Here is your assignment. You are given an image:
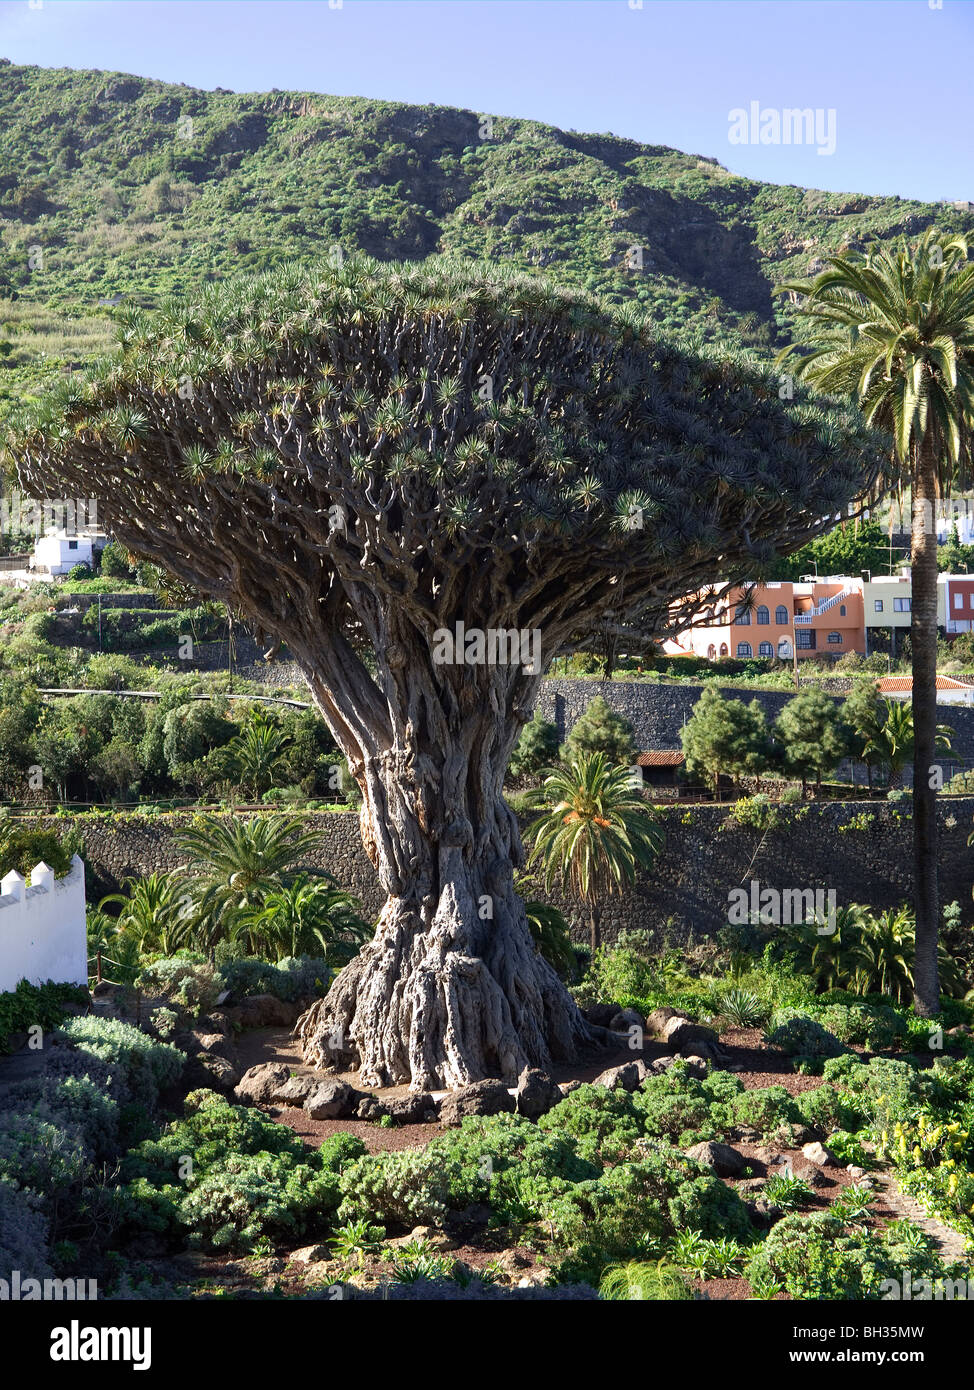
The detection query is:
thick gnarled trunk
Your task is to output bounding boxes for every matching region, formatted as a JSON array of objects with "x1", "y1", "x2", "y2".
[{"x1": 295, "y1": 650, "x2": 597, "y2": 1089}]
